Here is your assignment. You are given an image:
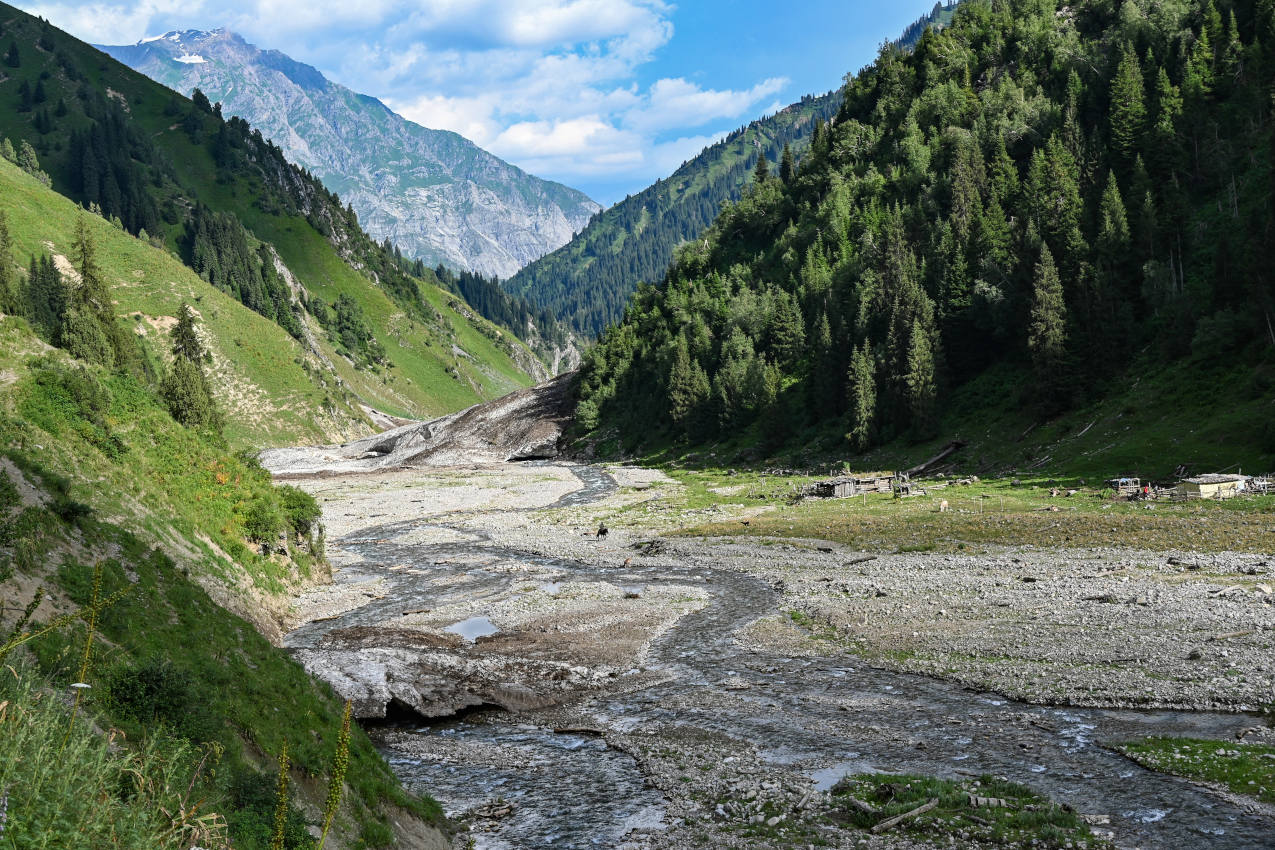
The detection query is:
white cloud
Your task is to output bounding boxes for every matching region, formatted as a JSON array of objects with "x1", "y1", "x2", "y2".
[
  {"x1": 25, "y1": 0, "x2": 194, "y2": 44},
  {"x1": 34, "y1": 0, "x2": 791, "y2": 201}
]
